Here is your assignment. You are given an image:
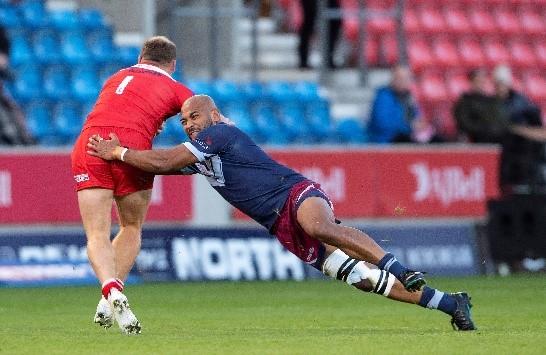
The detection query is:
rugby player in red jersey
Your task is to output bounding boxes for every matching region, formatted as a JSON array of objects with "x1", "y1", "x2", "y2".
[{"x1": 71, "y1": 36, "x2": 193, "y2": 334}]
